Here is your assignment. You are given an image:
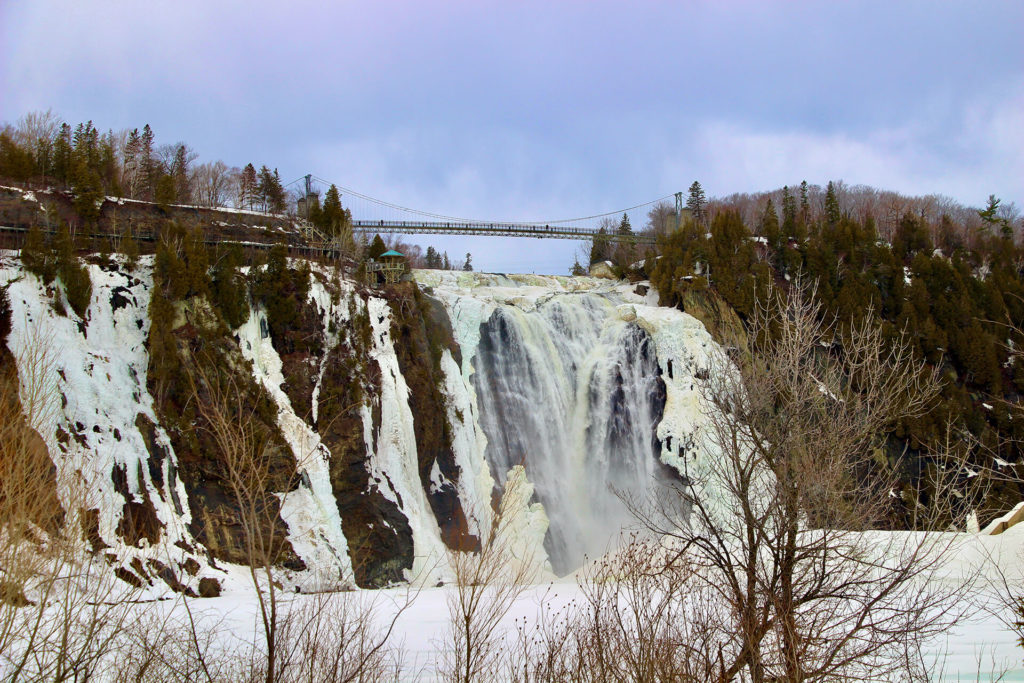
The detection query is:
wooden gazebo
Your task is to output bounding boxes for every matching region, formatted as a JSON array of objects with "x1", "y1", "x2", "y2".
[{"x1": 365, "y1": 249, "x2": 406, "y2": 286}]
